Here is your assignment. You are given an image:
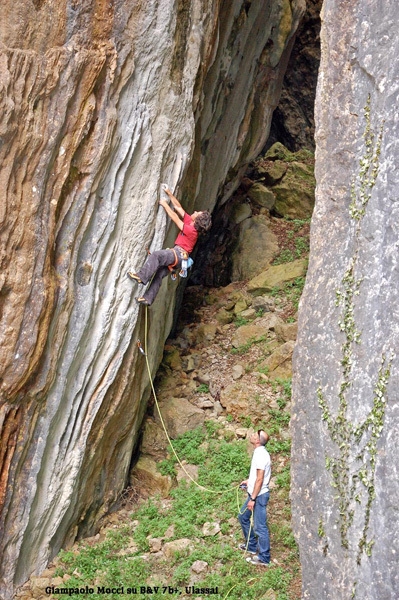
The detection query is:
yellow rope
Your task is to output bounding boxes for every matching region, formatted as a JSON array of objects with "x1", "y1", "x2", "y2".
[
  {"x1": 142, "y1": 305, "x2": 255, "y2": 557},
  {"x1": 144, "y1": 305, "x2": 231, "y2": 494}
]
